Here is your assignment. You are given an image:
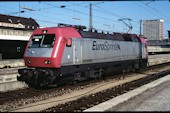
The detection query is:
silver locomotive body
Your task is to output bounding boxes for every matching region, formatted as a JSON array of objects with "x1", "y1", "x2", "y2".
[{"x1": 61, "y1": 38, "x2": 147, "y2": 66}]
